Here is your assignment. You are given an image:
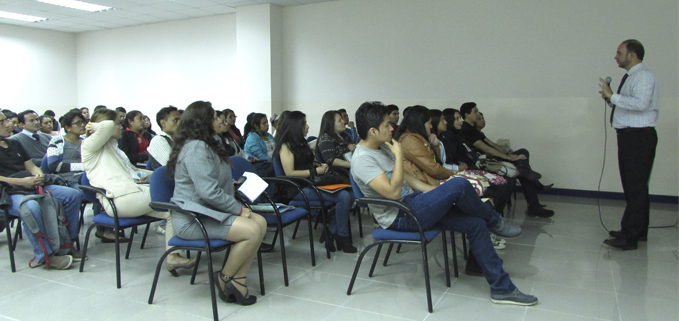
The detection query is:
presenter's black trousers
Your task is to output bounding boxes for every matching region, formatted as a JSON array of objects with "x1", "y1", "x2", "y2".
[{"x1": 616, "y1": 127, "x2": 657, "y2": 240}]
